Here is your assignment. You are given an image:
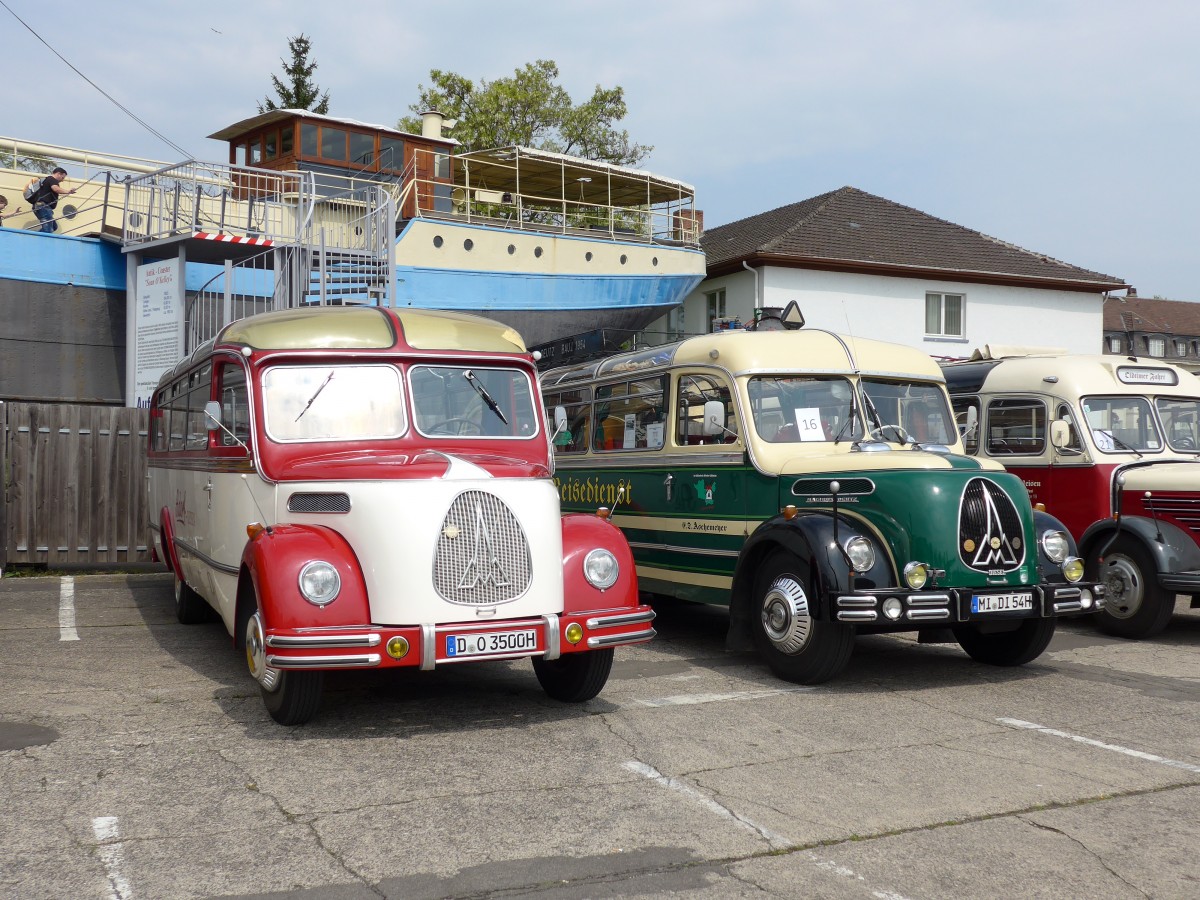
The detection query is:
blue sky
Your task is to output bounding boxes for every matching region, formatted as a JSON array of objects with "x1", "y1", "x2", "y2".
[{"x1": 3, "y1": 0, "x2": 1196, "y2": 299}]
